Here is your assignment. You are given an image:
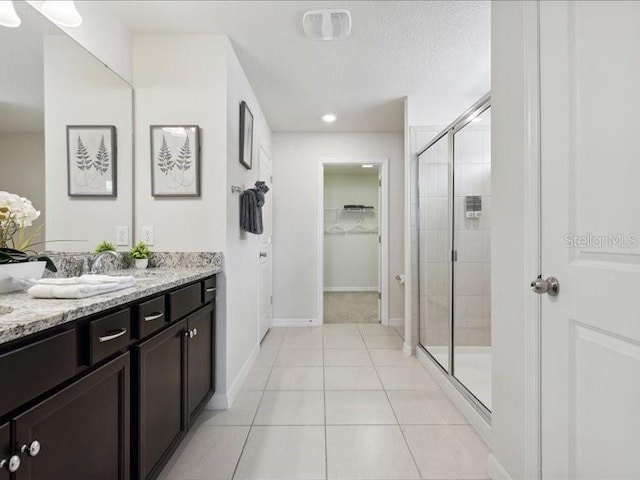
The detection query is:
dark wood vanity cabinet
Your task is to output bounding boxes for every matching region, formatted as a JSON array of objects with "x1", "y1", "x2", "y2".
[
  {"x1": 14, "y1": 353, "x2": 130, "y2": 480},
  {"x1": 187, "y1": 303, "x2": 215, "y2": 424},
  {"x1": 136, "y1": 302, "x2": 216, "y2": 479},
  {"x1": 0, "y1": 275, "x2": 216, "y2": 480},
  {"x1": 0, "y1": 423, "x2": 11, "y2": 480}
]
